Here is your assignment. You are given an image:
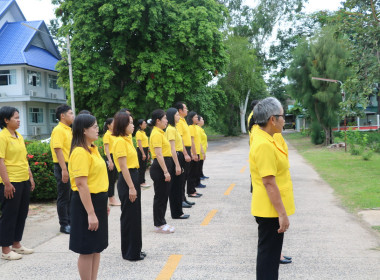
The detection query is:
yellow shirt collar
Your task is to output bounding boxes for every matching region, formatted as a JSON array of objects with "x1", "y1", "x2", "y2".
[
  {"x1": 59, "y1": 122, "x2": 71, "y2": 130},
  {"x1": 153, "y1": 126, "x2": 165, "y2": 135},
  {"x1": 3, "y1": 127, "x2": 20, "y2": 138}
]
